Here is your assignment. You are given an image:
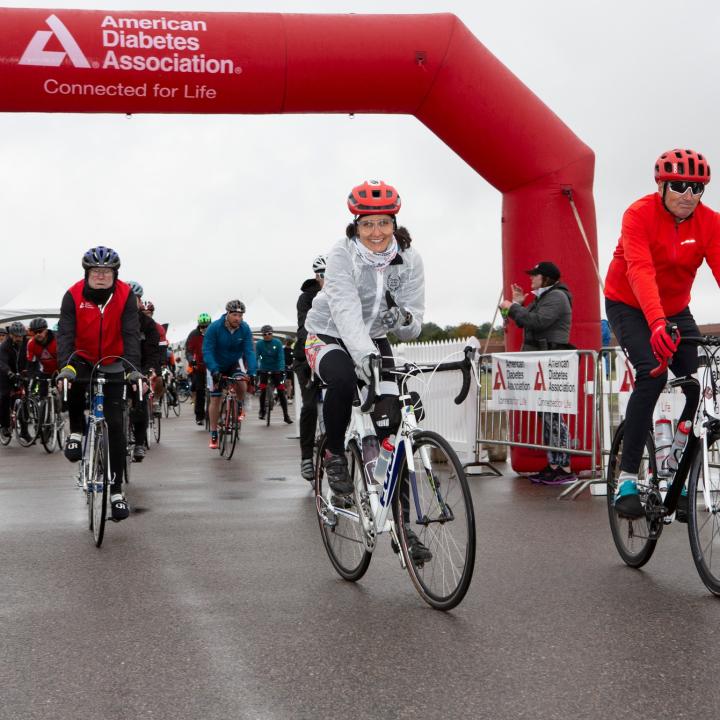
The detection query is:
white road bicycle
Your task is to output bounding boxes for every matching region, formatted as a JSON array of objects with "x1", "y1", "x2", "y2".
[{"x1": 314, "y1": 347, "x2": 477, "y2": 610}]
